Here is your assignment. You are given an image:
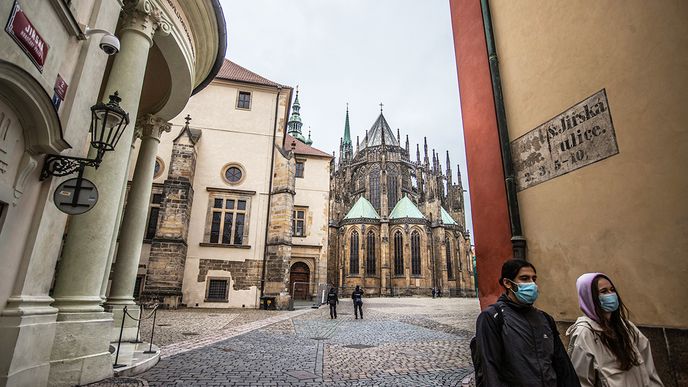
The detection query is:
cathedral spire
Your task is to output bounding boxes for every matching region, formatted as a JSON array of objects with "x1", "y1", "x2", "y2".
[
  {"x1": 356, "y1": 135, "x2": 360, "y2": 151},
  {"x1": 405, "y1": 134, "x2": 410, "y2": 154},
  {"x1": 287, "y1": 86, "x2": 306, "y2": 143},
  {"x1": 343, "y1": 104, "x2": 352, "y2": 146},
  {"x1": 396, "y1": 128, "x2": 400, "y2": 143},
  {"x1": 416, "y1": 143, "x2": 420, "y2": 163},
  {"x1": 305, "y1": 129, "x2": 313, "y2": 146}
]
